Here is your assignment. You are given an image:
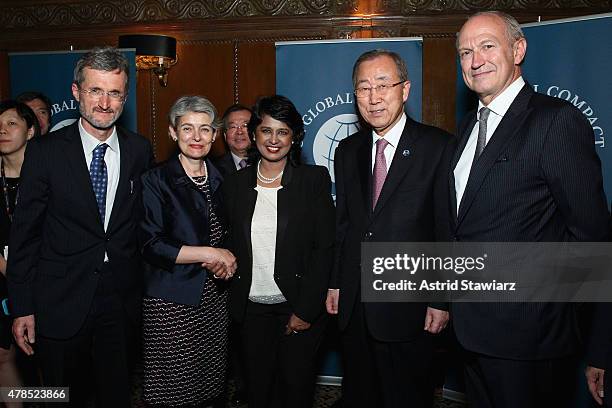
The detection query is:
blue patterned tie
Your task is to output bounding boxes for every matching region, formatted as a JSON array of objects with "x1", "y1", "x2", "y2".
[{"x1": 90, "y1": 143, "x2": 109, "y2": 224}]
